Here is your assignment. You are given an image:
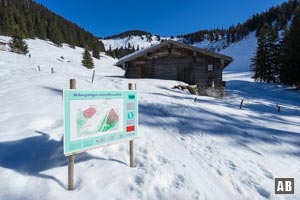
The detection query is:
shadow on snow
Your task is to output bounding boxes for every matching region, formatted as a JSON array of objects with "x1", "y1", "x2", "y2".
[
  {"x1": 139, "y1": 80, "x2": 300, "y2": 157},
  {"x1": 0, "y1": 131, "x2": 127, "y2": 189}
]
